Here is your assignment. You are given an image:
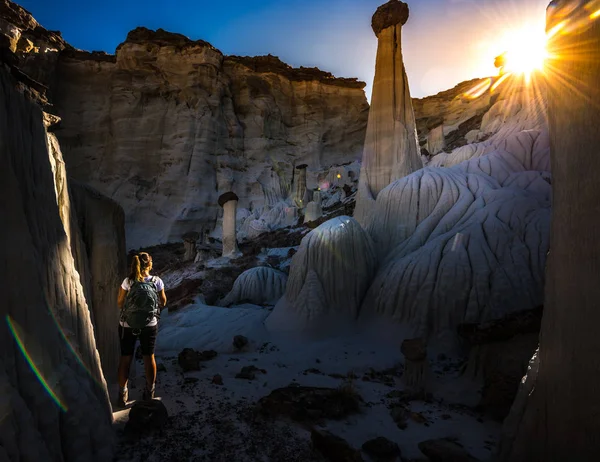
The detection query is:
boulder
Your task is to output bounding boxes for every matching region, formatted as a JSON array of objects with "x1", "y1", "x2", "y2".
[
  {"x1": 125, "y1": 400, "x2": 168, "y2": 434},
  {"x1": 418, "y1": 439, "x2": 479, "y2": 462},
  {"x1": 362, "y1": 437, "x2": 401, "y2": 461},
  {"x1": 311, "y1": 429, "x2": 364, "y2": 462},
  {"x1": 233, "y1": 335, "x2": 249, "y2": 350}
]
